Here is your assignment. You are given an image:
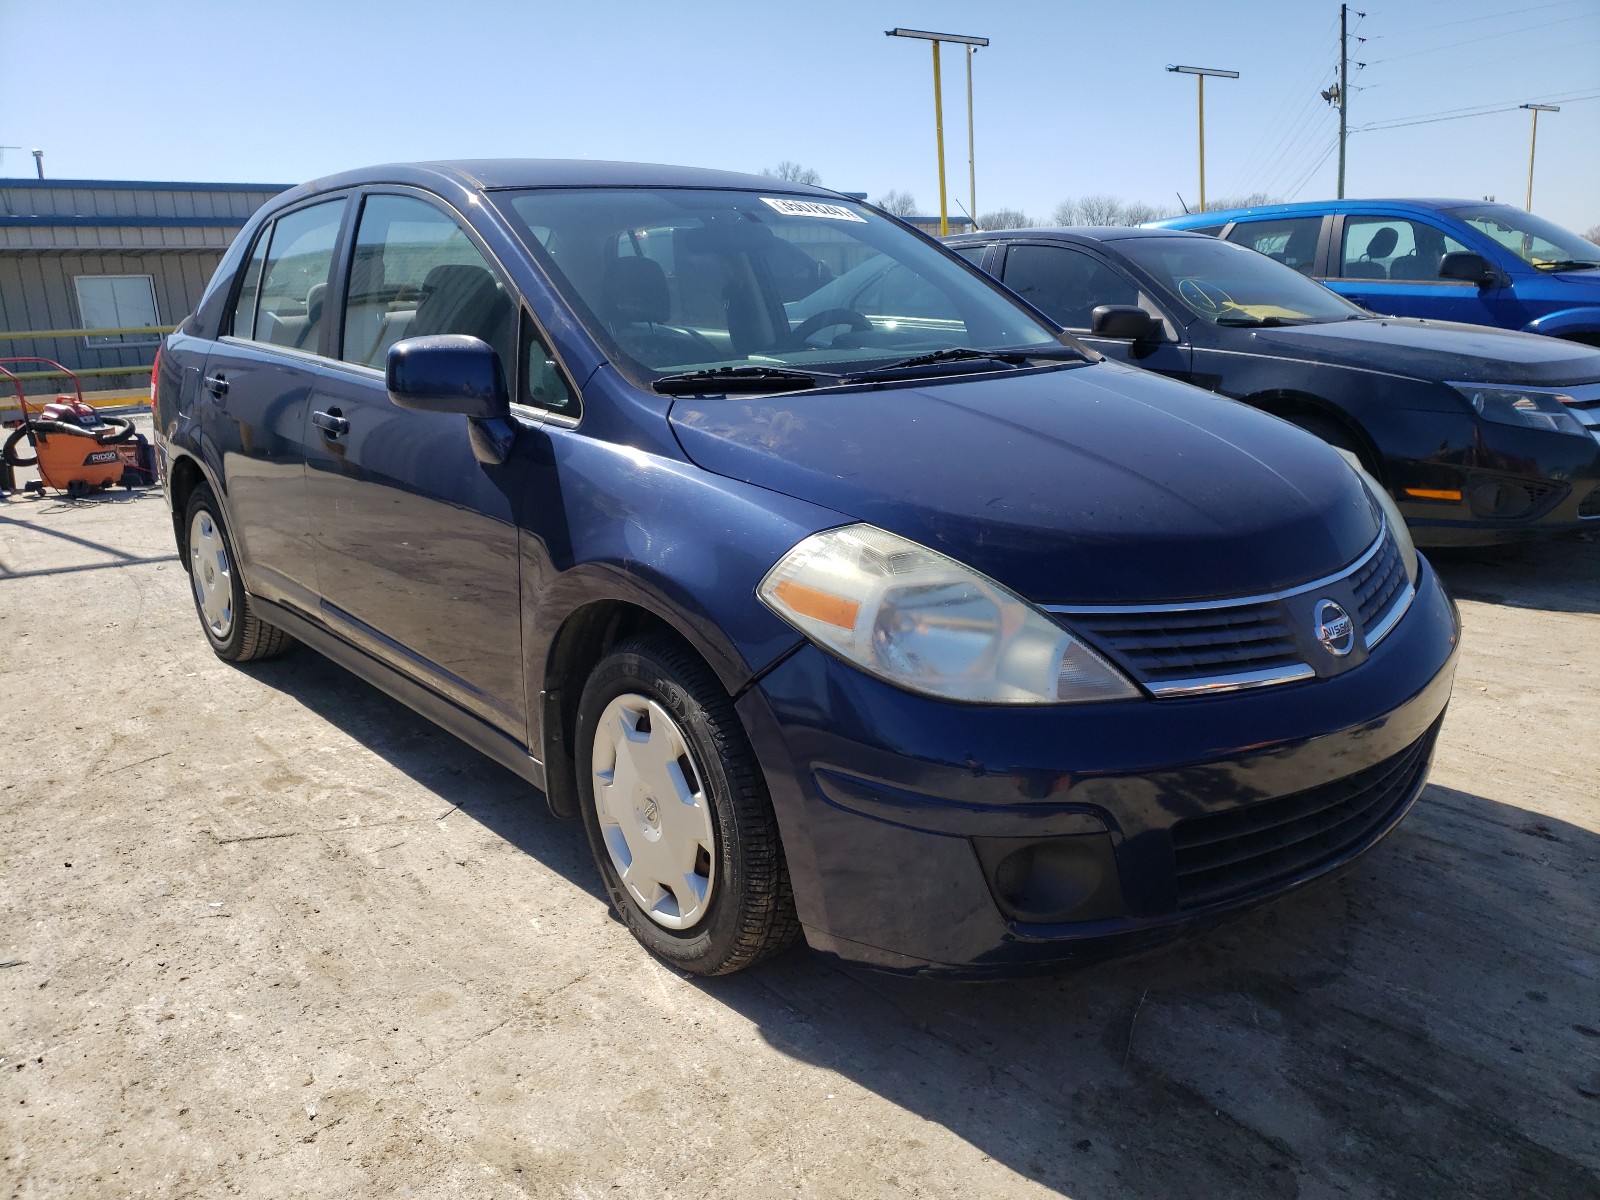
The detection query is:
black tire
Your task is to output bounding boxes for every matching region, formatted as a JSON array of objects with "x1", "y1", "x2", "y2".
[
  {"x1": 182, "y1": 484, "x2": 294, "y2": 662},
  {"x1": 1290, "y1": 412, "x2": 1379, "y2": 476},
  {"x1": 574, "y1": 634, "x2": 799, "y2": 975}
]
